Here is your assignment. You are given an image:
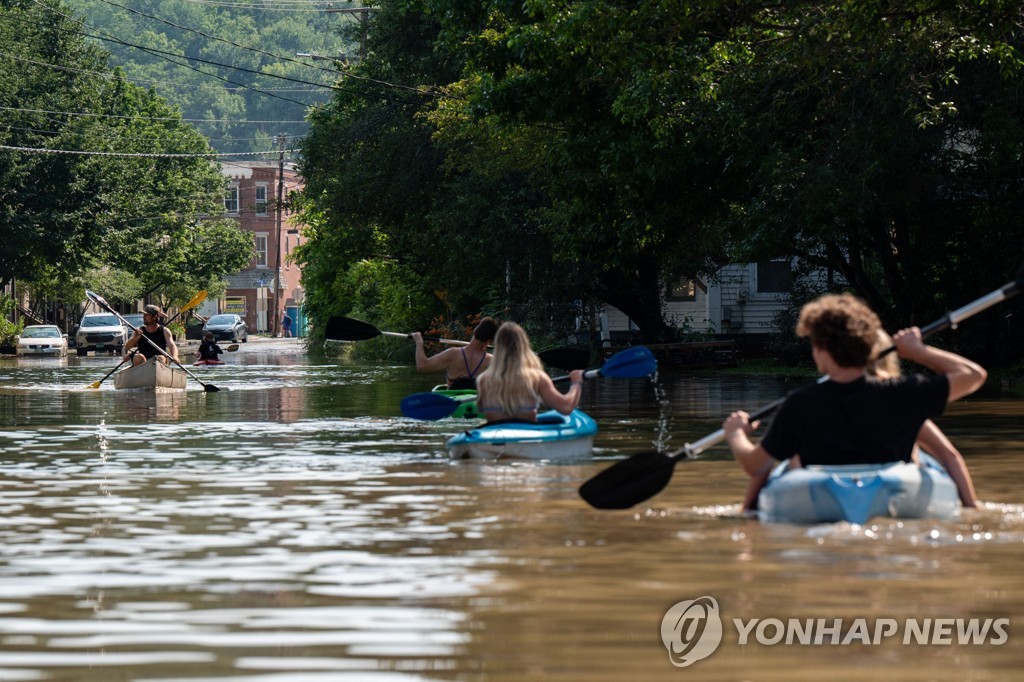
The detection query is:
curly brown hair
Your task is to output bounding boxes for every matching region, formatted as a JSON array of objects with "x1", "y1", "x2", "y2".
[{"x1": 795, "y1": 294, "x2": 881, "y2": 368}]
